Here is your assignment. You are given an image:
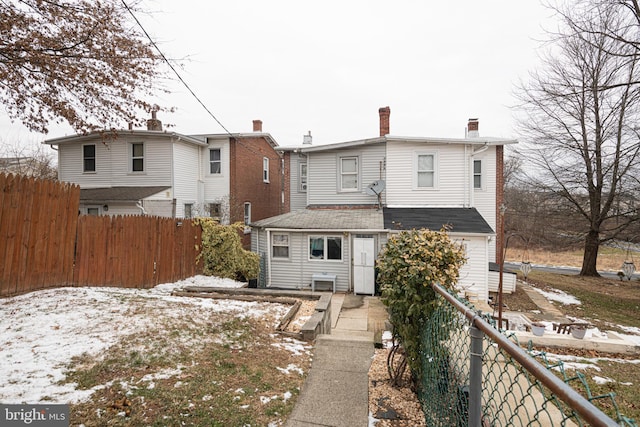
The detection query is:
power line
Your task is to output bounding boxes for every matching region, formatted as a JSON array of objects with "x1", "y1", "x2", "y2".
[{"x1": 120, "y1": 0, "x2": 233, "y2": 136}]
